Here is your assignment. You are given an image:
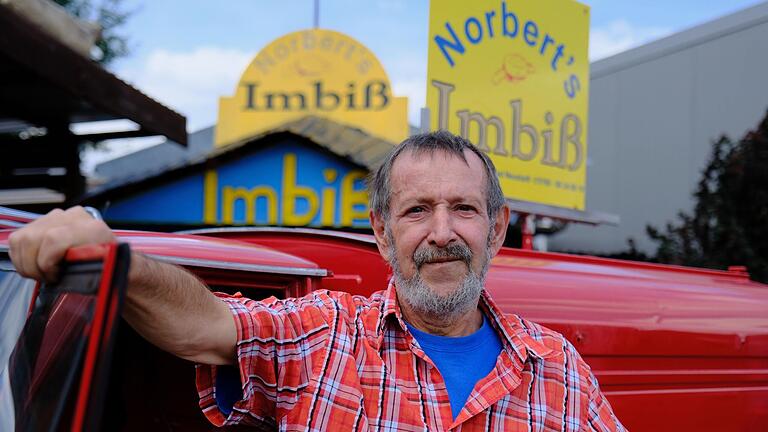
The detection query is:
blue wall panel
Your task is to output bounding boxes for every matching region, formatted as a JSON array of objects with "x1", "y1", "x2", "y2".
[{"x1": 102, "y1": 139, "x2": 370, "y2": 228}]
